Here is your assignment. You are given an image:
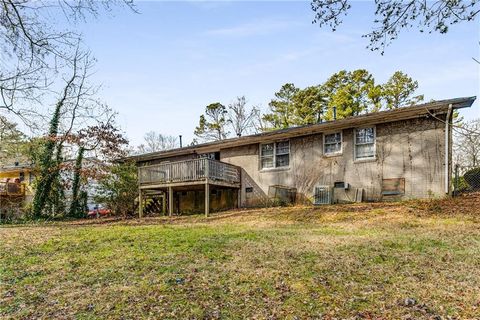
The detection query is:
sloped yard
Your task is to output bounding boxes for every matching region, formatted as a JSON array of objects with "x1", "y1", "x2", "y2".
[{"x1": 1, "y1": 194, "x2": 480, "y2": 319}]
